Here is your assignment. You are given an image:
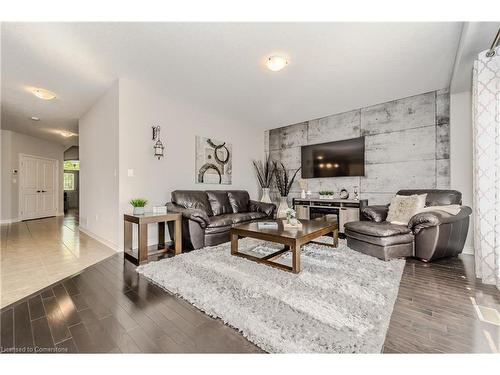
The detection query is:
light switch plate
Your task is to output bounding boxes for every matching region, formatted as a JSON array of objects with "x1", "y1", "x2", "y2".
[{"x1": 127, "y1": 169, "x2": 134, "y2": 177}]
